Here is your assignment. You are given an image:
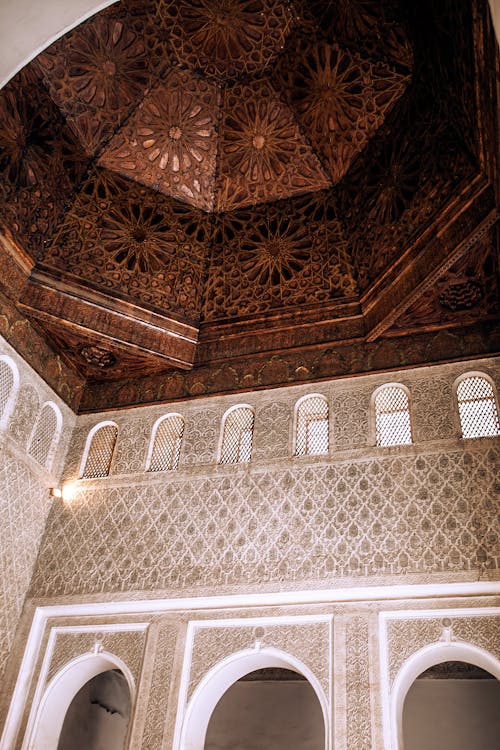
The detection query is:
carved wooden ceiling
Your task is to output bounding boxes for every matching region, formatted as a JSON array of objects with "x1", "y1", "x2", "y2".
[{"x1": 0, "y1": 0, "x2": 498, "y2": 412}]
